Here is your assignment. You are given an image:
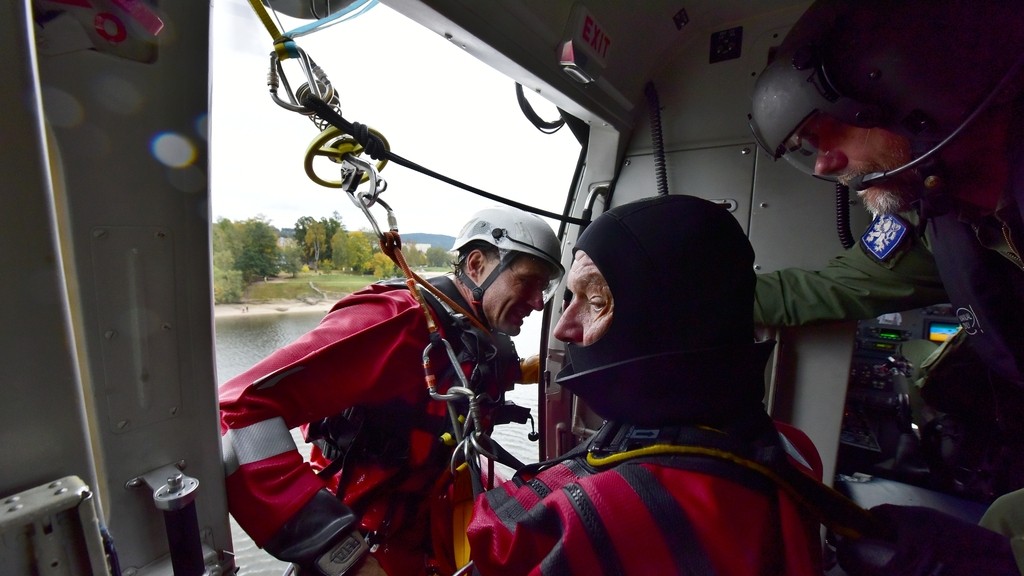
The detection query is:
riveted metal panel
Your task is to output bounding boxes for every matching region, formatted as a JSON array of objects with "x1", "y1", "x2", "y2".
[
  {"x1": 749, "y1": 147, "x2": 873, "y2": 272},
  {"x1": 615, "y1": 143, "x2": 756, "y2": 230},
  {"x1": 90, "y1": 226, "x2": 182, "y2": 433}
]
